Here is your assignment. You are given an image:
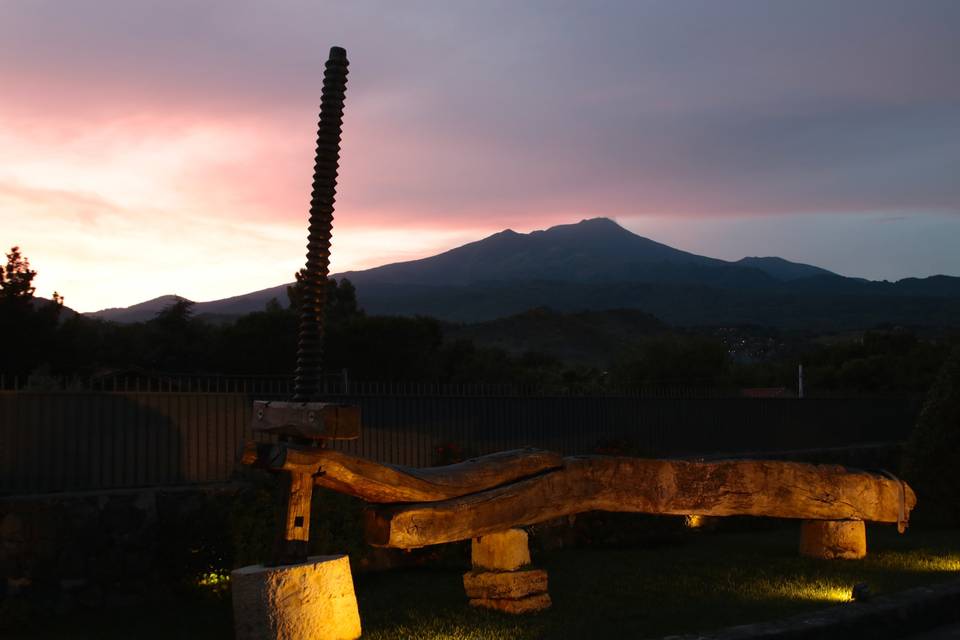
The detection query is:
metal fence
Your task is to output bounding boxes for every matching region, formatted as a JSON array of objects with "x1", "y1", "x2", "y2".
[
  {"x1": 0, "y1": 372, "x2": 764, "y2": 398},
  {"x1": 0, "y1": 387, "x2": 922, "y2": 496}
]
